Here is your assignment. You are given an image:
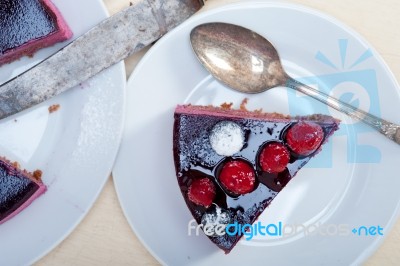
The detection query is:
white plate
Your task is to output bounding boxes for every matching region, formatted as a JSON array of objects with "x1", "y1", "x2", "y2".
[
  {"x1": 0, "y1": 1, "x2": 125, "y2": 265},
  {"x1": 113, "y1": 1, "x2": 400, "y2": 265}
]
